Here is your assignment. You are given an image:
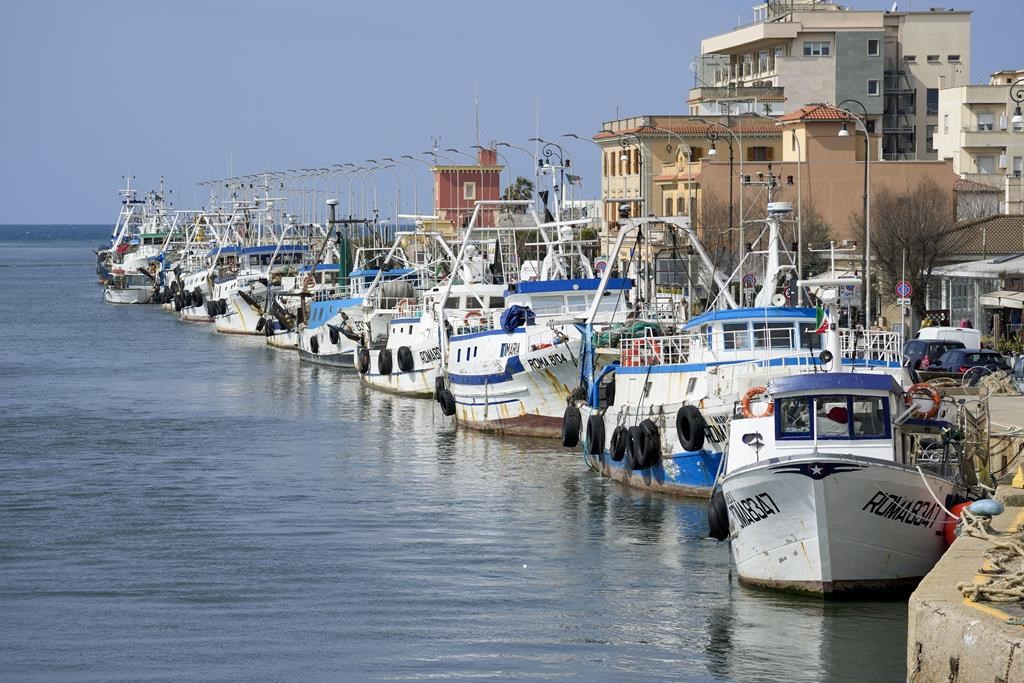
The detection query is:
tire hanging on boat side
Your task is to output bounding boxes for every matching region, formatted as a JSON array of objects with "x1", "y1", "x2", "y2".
[
  {"x1": 329, "y1": 326, "x2": 340, "y2": 345},
  {"x1": 707, "y1": 487, "x2": 729, "y2": 541},
  {"x1": 378, "y1": 348, "x2": 393, "y2": 375},
  {"x1": 438, "y1": 389, "x2": 456, "y2": 416},
  {"x1": 396, "y1": 346, "x2": 414, "y2": 373},
  {"x1": 585, "y1": 414, "x2": 605, "y2": 456},
  {"x1": 638, "y1": 419, "x2": 661, "y2": 468},
  {"x1": 561, "y1": 406, "x2": 581, "y2": 448},
  {"x1": 255, "y1": 317, "x2": 266, "y2": 333},
  {"x1": 193, "y1": 288, "x2": 204, "y2": 306},
  {"x1": 310, "y1": 335, "x2": 319, "y2": 355},
  {"x1": 357, "y1": 347, "x2": 371, "y2": 374},
  {"x1": 626, "y1": 426, "x2": 646, "y2": 470},
  {"x1": 610, "y1": 426, "x2": 627, "y2": 462},
  {"x1": 676, "y1": 405, "x2": 707, "y2": 452}
]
